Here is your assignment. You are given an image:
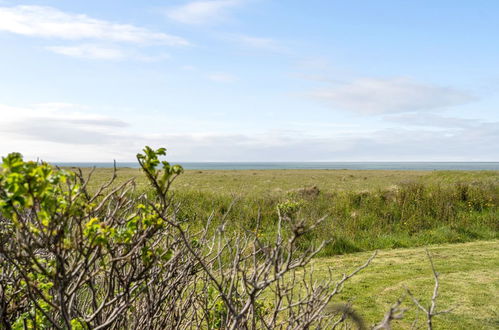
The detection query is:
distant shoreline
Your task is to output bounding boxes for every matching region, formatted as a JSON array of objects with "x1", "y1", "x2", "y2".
[{"x1": 53, "y1": 162, "x2": 499, "y2": 171}]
